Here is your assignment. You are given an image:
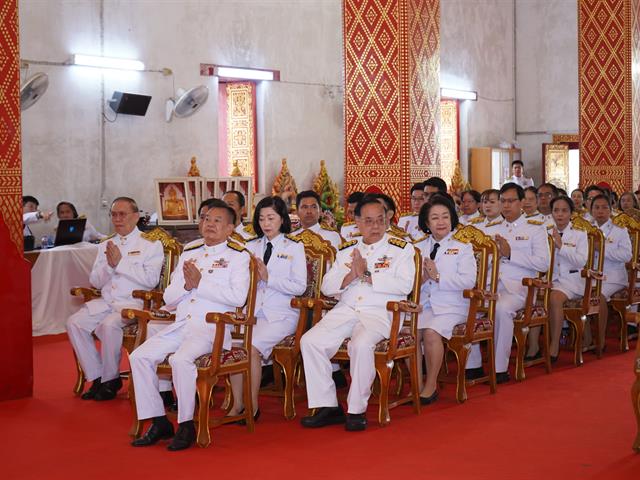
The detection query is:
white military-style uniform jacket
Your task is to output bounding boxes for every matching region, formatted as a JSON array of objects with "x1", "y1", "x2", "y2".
[
  {"x1": 398, "y1": 213, "x2": 422, "y2": 239},
  {"x1": 293, "y1": 222, "x2": 342, "y2": 250},
  {"x1": 87, "y1": 227, "x2": 164, "y2": 315},
  {"x1": 246, "y1": 233, "x2": 307, "y2": 324},
  {"x1": 504, "y1": 175, "x2": 534, "y2": 188},
  {"x1": 414, "y1": 231, "x2": 477, "y2": 323},
  {"x1": 551, "y1": 222, "x2": 588, "y2": 299},
  {"x1": 23, "y1": 211, "x2": 40, "y2": 236},
  {"x1": 340, "y1": 221, "x2": 360, "y2": 240},
  {"x1": 596, "y1": 219, "x2": 633, "y2": 297},
  {"x1": 234, "y1": 222, "x2": 256, "y2": 242},
  {"x1": 321, "y1": 233, "x2": 416, "y2": 337},
  {"x1": 484, "y1": 214, "x2": 551, "y2": 298},
  {"x1": 472, "y1": 215, "x2": 501, "y2": 234},
  {"x1": 459, "y1": 211, "x2": 482, "y2": 226},
  {"x1": 526, "y1": 211, "x2": 554, "y2": 229}
]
